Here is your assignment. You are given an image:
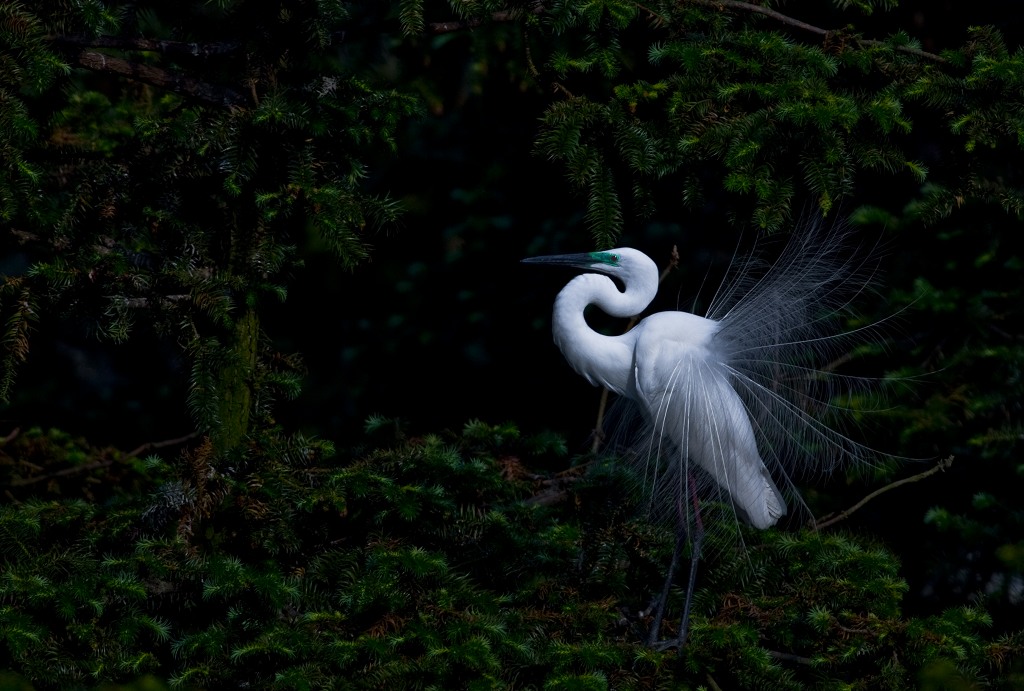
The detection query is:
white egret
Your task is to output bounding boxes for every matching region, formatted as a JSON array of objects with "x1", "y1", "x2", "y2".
[{"x1": 523, "y1": 225, "x2": 885, "y2": 648}]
